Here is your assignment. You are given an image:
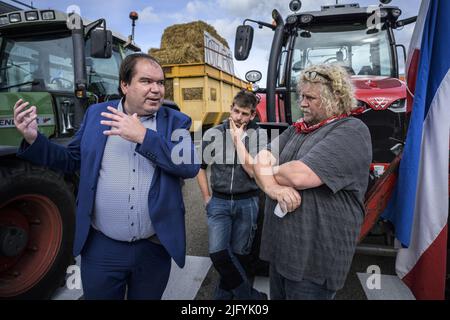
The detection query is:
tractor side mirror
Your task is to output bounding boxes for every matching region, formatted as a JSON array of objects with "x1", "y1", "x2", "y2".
[
  {"x1": 91, "y1": 29, "x2": 112, "y2": 59},
  {"x1": 235, "y1": 25, "x2": 254, "y2": 61}
]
